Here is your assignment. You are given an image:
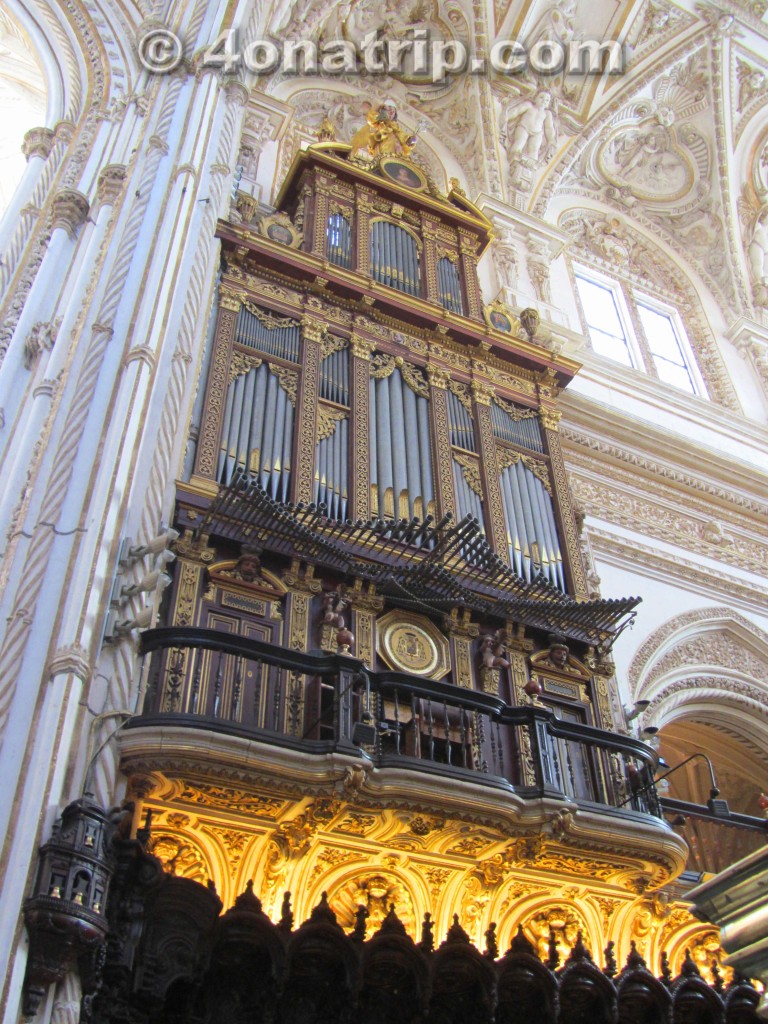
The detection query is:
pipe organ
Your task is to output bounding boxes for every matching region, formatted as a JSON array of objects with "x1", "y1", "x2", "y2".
[
  {"x1": 437, "y1": 255, "x2": 464, "y2": 314},
  {"x1": 369, "y1": 220, "x2": 420, "y2": 296},
  {"x1": 369, "y1": 364, "x2": 434, "y2": 521},
  {"x1": 191, "y1": 137, "x2": 584, "y2": 597},
  {"x1": 54, "y1": 109, "x2": 739, "y2": 1024},
  {"x1": 326, "y1": 212, "x2": 352, "y2": 269}
]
